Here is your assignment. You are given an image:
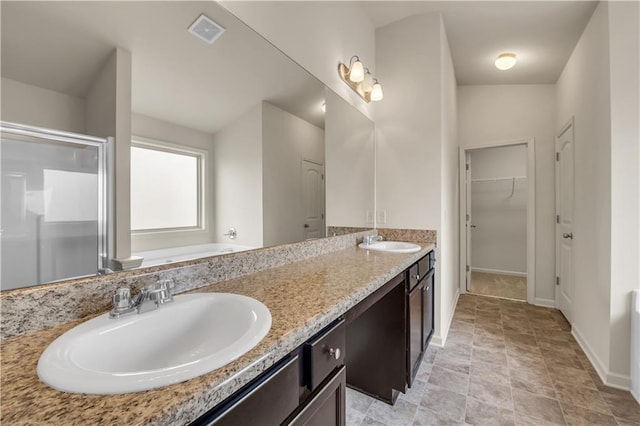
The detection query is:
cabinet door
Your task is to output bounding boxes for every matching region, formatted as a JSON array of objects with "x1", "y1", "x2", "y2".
[
  {"x1": 198, "y1": 356, "x2": 300, "y2": 426},
  {"x1": 423, "y1": 270, "x2": 435, "y2": 348},
  {"x1": 408, "y1": 284, "x2": 423, "y2": 386},
  {"x1": 288, "y1": 366, "x2": 346, "y2": 426}
]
